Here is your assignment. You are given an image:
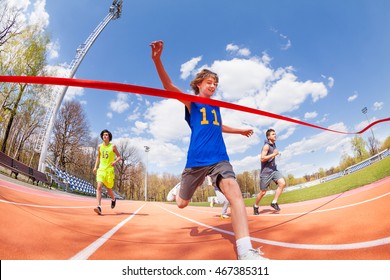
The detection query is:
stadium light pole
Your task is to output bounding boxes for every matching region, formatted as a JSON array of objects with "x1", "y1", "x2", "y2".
[
  {"x1": 144, "y1": 146, "x2": 150, "y2": 201},
  {"x1": 361, "y1": 106, "x2": 378, "y2": 154}
]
